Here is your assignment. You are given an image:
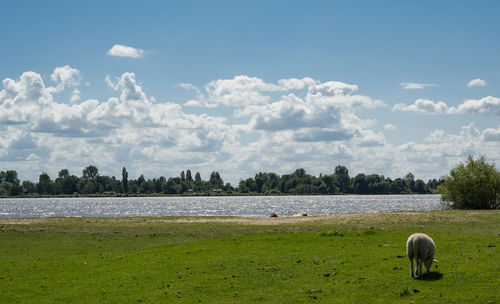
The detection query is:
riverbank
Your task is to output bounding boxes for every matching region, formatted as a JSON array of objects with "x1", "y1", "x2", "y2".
[{"x1": 1, "y1": 210, "x2": 499, "y2": 303}]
